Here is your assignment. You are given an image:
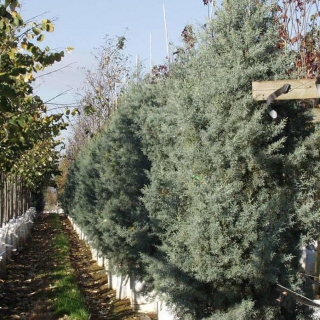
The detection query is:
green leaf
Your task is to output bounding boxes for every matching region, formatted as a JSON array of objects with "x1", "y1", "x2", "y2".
[
  {"x1": 0, "y1": 20, "x2": 6, "y2": 30},
  {"x1": 19, "y1": 135, "x2": 25, "y2": 144},
  {"x1": 37, "y1": 34, "x2": 45, "y2": 42},
  {"x1": 41, "y1": 19, "x2": 54, "y2": 32},
  {"x1": 8, "y1": 48, "x2": 15, "y2": 59},
  {"x1": 17, "y1": 118, "x2": 25, "y2": 128},
  {"x1": 5, "y1": 22, "x2": 11, "y2": 33},
  {"x1": 24, "y1": 73, "x2": 33, "y2": 82},
  {"x1": 13, "y1": 17, "x2": 18, "y2": 26},
  {"x1": 2, "y1": 127, "x2": 9, "y2": 141},
  {"x1": 54, "y1": 52, "x2": 62, "y2": 62},
  {"x1": 12, "y1": 12, "x2": 22, "y2": 26},
  {"x1": 21, "y1": 41, "x2": 27, "y2": 50},
  {"x1": 71, "y1": 108, "x2": 79, "y2": 116},
  {"x1": 8, "y1": 116, "x2": 18, "y2": 126},
  {"x1": 32, "y1": 27, "x2": 41, "y2": 35}
]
